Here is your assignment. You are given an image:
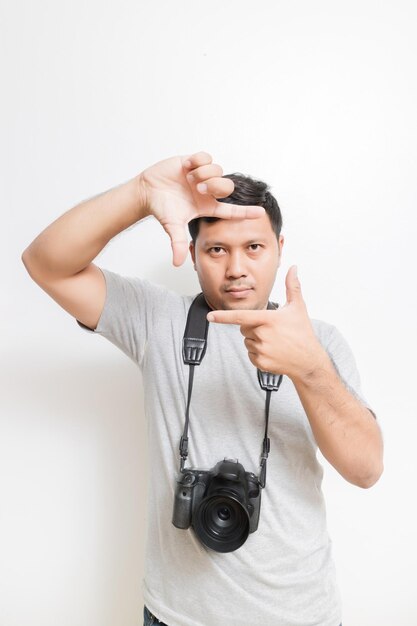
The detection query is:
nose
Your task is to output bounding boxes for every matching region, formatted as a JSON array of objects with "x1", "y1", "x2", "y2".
[{"x1": 225, "y1": 251, "x2": 248, "y2": 280}]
